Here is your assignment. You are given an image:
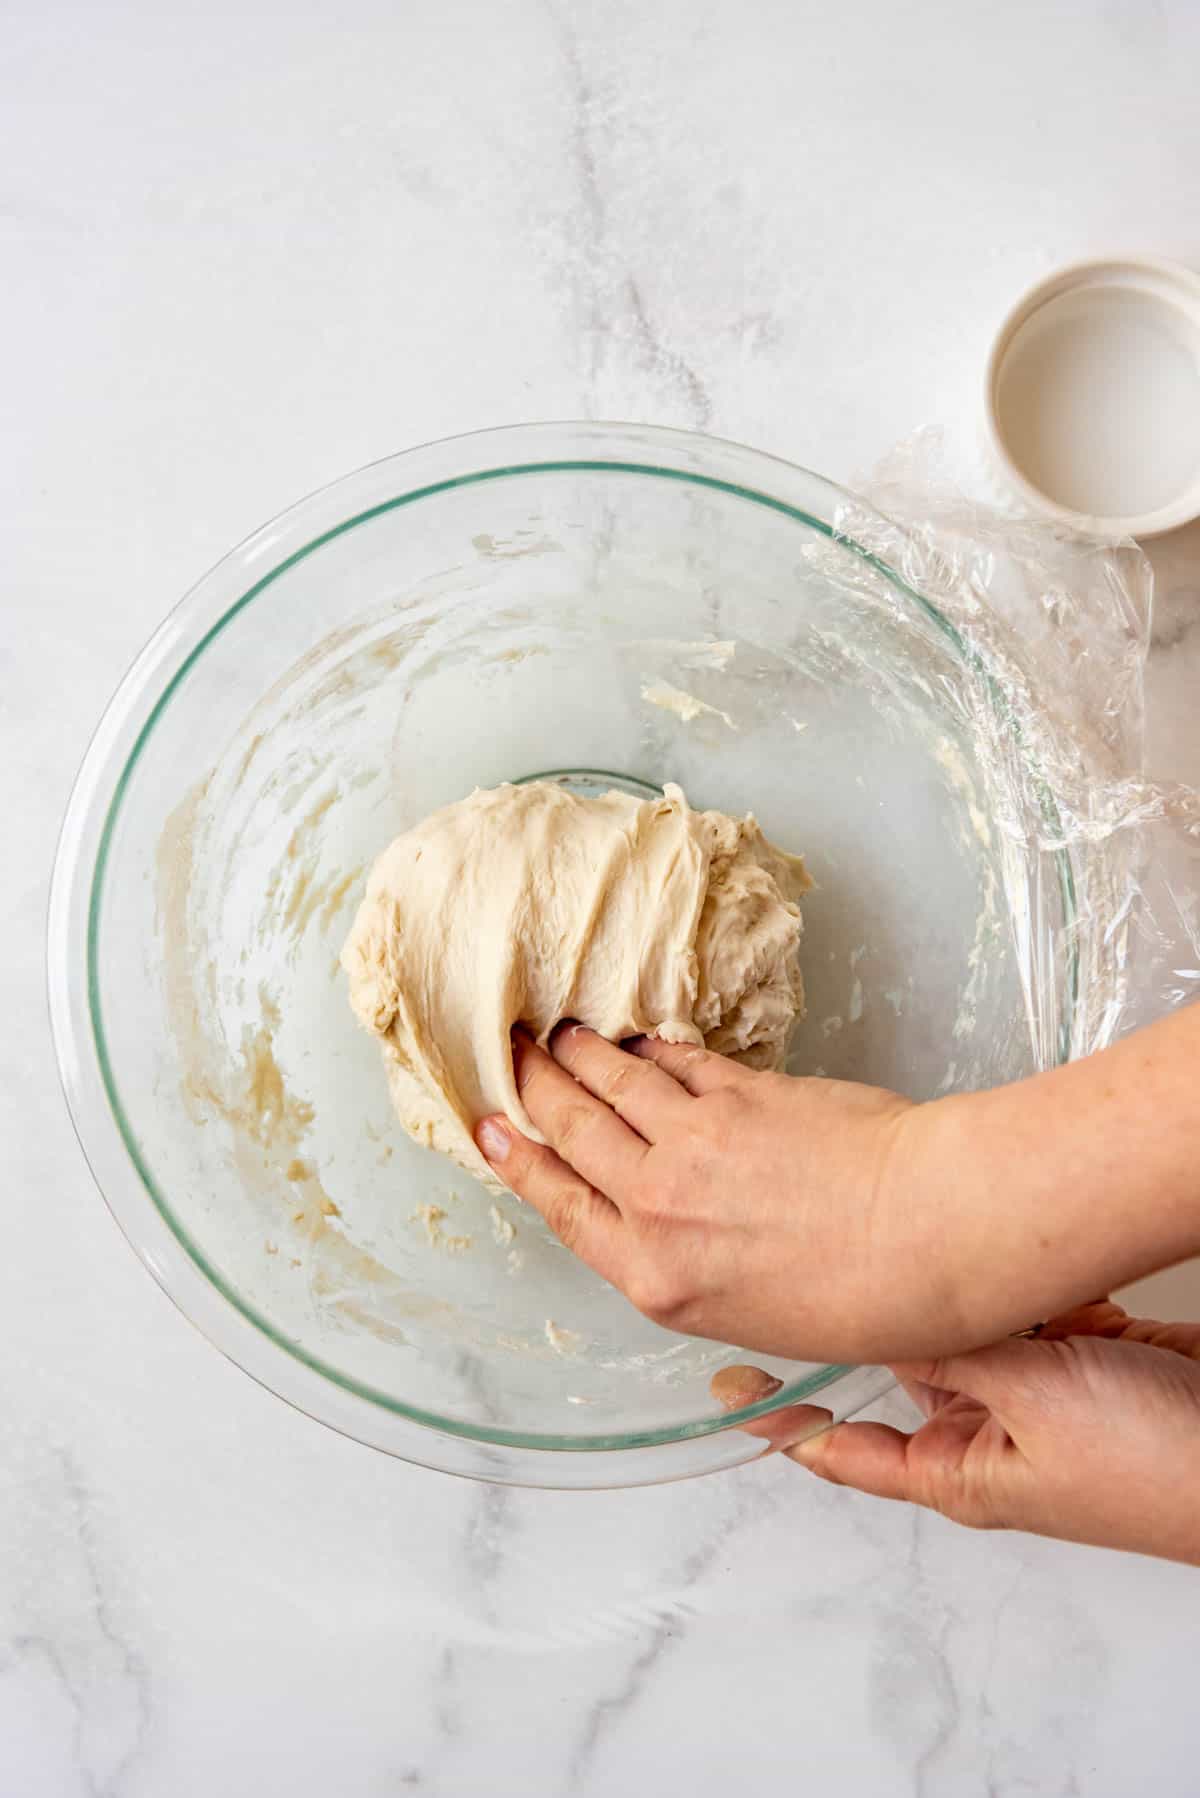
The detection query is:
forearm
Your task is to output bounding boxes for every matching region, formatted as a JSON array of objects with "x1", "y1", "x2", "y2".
[{"x1": 925, "y1": 1003, "x2": 1200, "y2": 1350}]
